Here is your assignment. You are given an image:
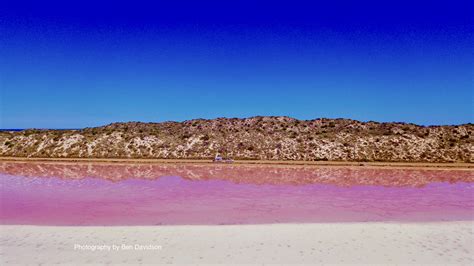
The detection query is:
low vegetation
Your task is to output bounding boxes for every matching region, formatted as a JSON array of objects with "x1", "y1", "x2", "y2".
[{"x1": 1, "y1": 116, "x2": 472, "y2": 162}]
